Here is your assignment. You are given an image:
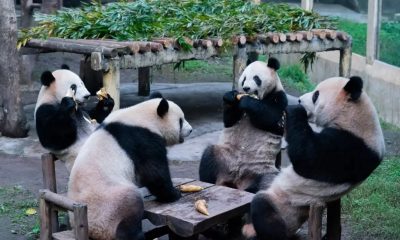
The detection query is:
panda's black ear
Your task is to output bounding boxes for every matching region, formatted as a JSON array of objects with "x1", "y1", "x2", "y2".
[
  {"x1": 40, "y1": 71, "x2": 55, "y2": 86},
  {"x1": 344, "y1": 76, "x2": 363, "y2": 101},
  {"x1": 61, "y1": 64, "x2": 70, "y2": 70},
  {"x1": 149, "y1": 91, "x2": 163, "y2": 99},
  {"x1": 267, "y1": 57, "x2": 280, "y2": 71},
  {"x1": 157, "y1": 98, "x2": 169, "y2": 118}
]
